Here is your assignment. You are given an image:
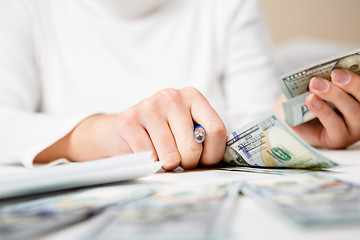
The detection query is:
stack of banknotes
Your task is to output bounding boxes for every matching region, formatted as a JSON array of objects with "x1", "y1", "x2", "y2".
[
  {"x1": 0, "y1": 183, "x2": 241, "y2": 240},
  {"x1": 242, "y1": 173, "x2": 360, "y2": 226},
  {"x1": 278, "y1": 48, "x2": 360, "y2": 126},
  {"x1": 223, "y1": 111, "x2": 337, "y2": 170}
]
